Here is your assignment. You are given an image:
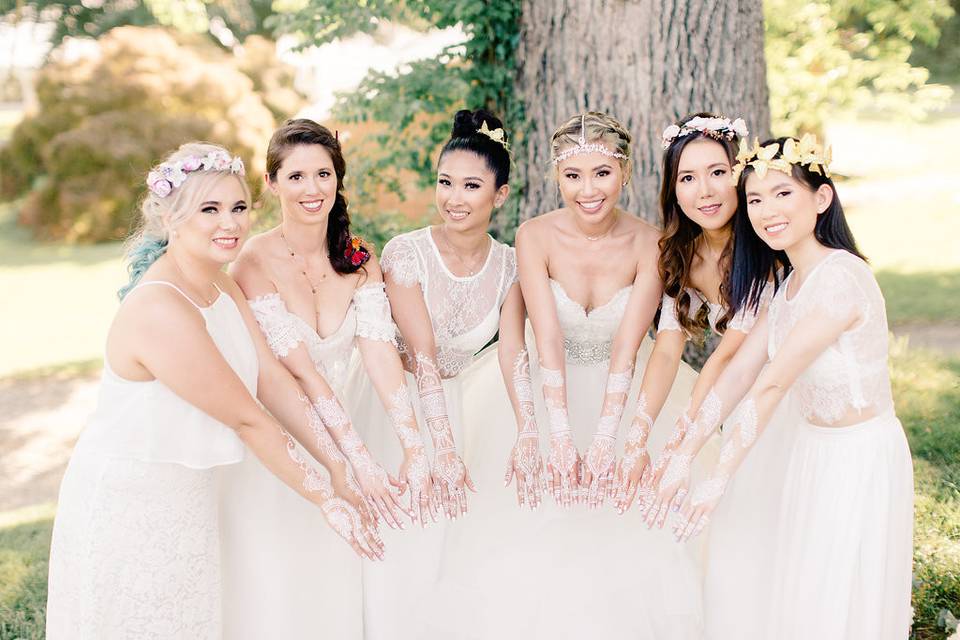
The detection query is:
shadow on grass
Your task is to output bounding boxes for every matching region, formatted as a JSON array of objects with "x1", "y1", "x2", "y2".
[
  {"x1": 0, "y1": 515, "x2": 51, "y2": 640},
  {"x1": 877, "y1": 269, "x2": 960, "y2": 326}
]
